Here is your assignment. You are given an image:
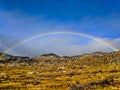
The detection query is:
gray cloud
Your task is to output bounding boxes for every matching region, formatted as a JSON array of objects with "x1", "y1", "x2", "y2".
[
  {"x1": 0, "y1": 34, "x2": 19, "y2": 52},
  {"x1": 103, "y1": 38, "x2": 120, "y2": 50}
]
